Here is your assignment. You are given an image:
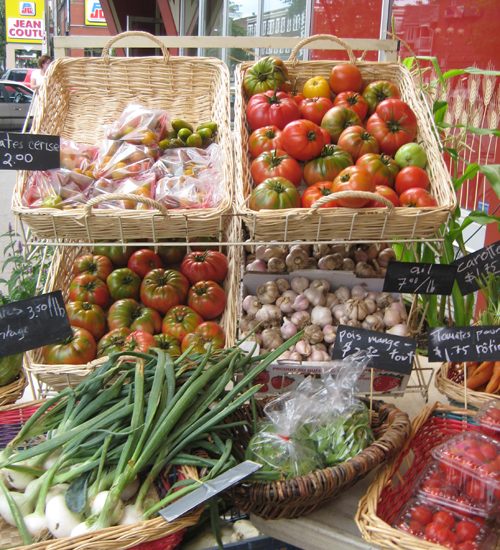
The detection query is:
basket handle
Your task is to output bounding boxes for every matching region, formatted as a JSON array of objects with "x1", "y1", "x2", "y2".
[
  {"x1": 102, "y1": 31, "x2": 170, "y2": 63},
  {"x1": 311, "y1": 190, "x2": 395, "y2": 210},
  {"x1": 83, "y1": 193, "x2": 170, "y2": 216},
  {"x1": 288, "y1": 34, "x2": 357, "y2": 65}
]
